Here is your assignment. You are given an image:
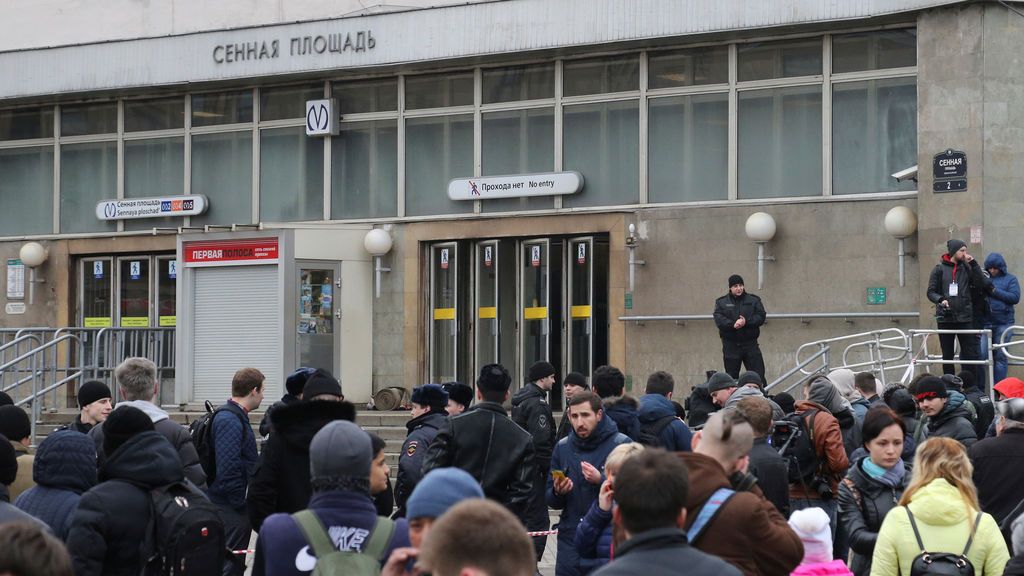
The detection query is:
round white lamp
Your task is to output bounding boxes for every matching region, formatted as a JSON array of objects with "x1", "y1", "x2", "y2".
[
  {"x1": 744, "y1": 213, "x2": 777, "y2": 289},
  {"x1": 364, "y1": 229, "x2": 393, "y2": 299},
  {"x1": 18, "y1": 242, "x2": 48, "y2": 305},
  {"x1": 884, "y1": 207, "x2": 918, "y2": 287}
]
